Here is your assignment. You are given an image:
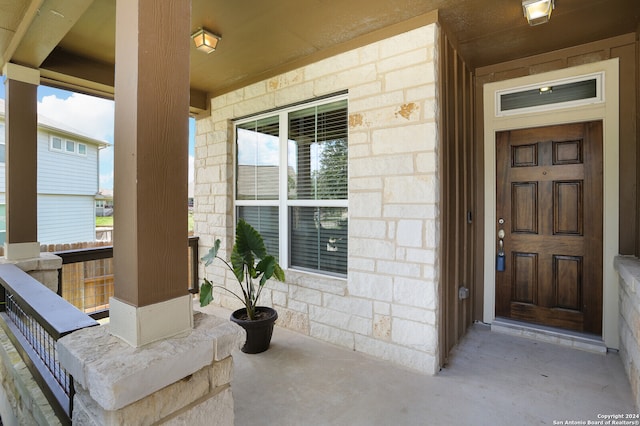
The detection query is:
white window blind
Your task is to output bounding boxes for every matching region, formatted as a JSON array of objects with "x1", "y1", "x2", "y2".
[
  {"x1": 237, "y1": 206, "x2": 280, "y2": 261},
  {"x1": 289, "y1": 206, "x2": 347, "y2": 275}
]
